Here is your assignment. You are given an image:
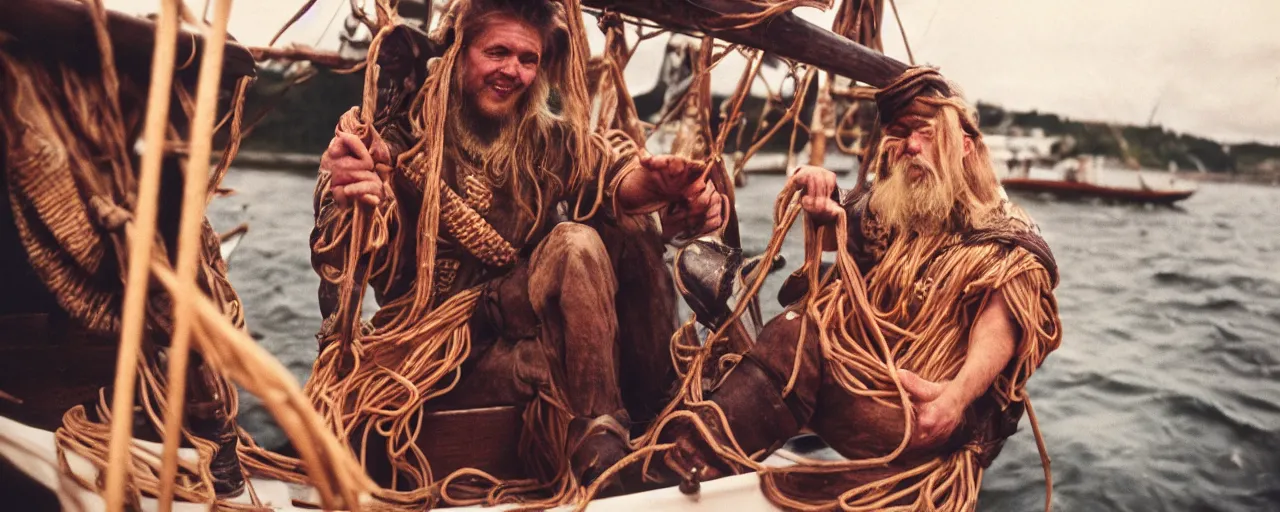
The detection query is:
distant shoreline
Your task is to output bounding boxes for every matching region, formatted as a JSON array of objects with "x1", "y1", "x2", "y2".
[{"x1": 220, "y1": 150, "x2": 1278, "y2": 187}]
